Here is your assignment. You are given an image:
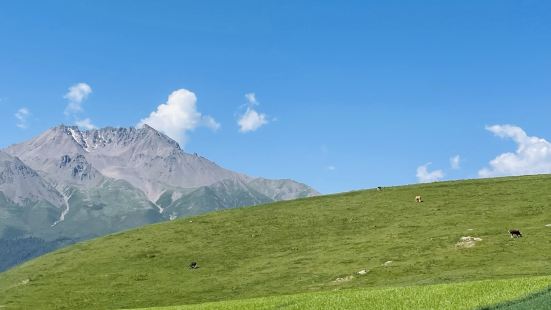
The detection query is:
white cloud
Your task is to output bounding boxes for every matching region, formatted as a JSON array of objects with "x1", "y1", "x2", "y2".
[
  {"x1": 202, "y1": 115, "x2": 221, "y2": 131},
  {"x1": 138, "y1": 88, "x2": 219, "y2": 146},
  {"x1": 238, "y1": 108, "x2": 268, "y2": 133},
  {"x1": 416, "y1": 163, "x2": 444, "y2": 183},
  {"x1": 245, "y1": 93, "x2": 257, "y2": 105},
  {"x1": 64, "y1": 83, "x2": 92, "y2": 115},
  {"x1": 450, "y1": 155, "x2": 461, "y2": 170},
  {"x1": 326, "y1": 165, "x2": 336, "y2": 171},
  {"x1": 75, "y1": 118, "x2": 97, "y2": 130},
  {"x1": 15, "y1": 107, "x2": 30, "y2": 129},
  {"x1": 479, "y1": 125, "x2": 551, "y2": 178},
  {"x1": 237, "y1": 93, "x2": 269, "y2": 133},
  {"x1": 63, "y1": 82, "x2": 96, "y2": 129}
]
